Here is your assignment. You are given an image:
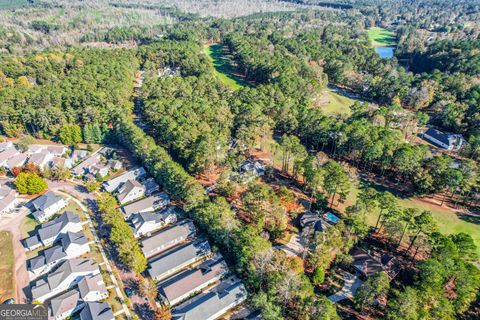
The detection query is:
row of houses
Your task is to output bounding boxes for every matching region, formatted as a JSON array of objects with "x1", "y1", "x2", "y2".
[
  {"x1": 0, "y1": 183, "x2": 20, "y2": 215},
  {"x1": 0, "y1": 142, "x2": 86, "y2": 172},
  {"x1": 21, "y1": 192, "x2": 114, "y2": 320},
  {"x1": 100, "y1": 166, "x2": 248, "y2": 319},
  {"x1": 71, "y1": 149, "x2": 122, "y2": 180}
]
